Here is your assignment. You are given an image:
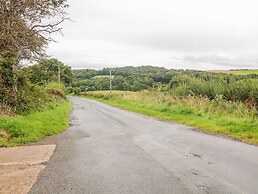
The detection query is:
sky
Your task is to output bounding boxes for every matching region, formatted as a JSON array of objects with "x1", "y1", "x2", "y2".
[{"x1": 48, "y1": 0, "x2": 258, "y2": 70}]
